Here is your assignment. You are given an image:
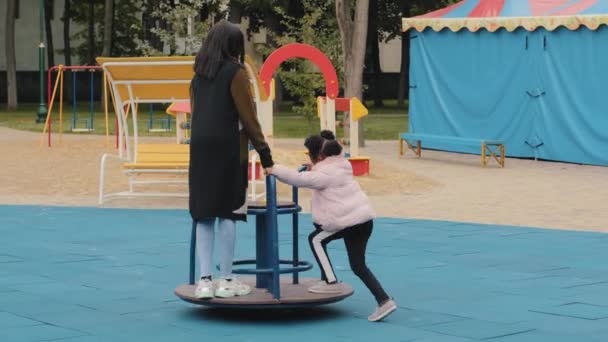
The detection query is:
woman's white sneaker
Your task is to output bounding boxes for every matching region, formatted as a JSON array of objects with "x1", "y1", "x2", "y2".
[
  {"x1": 368, "y1": 299, "x2": 397, "y2": 322},
  {"x1": 194, "y1": 278, "x2": 214, "y2": 299},
  {"x1": 214, "y1": 279, "x2": 236, "y2": 298},
  {"x1": 229, "y1": 279, "x2": 252, "y2": 296},
  {"x1": 214, "y1": 279, "x2": 252, "y2": 298}
]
